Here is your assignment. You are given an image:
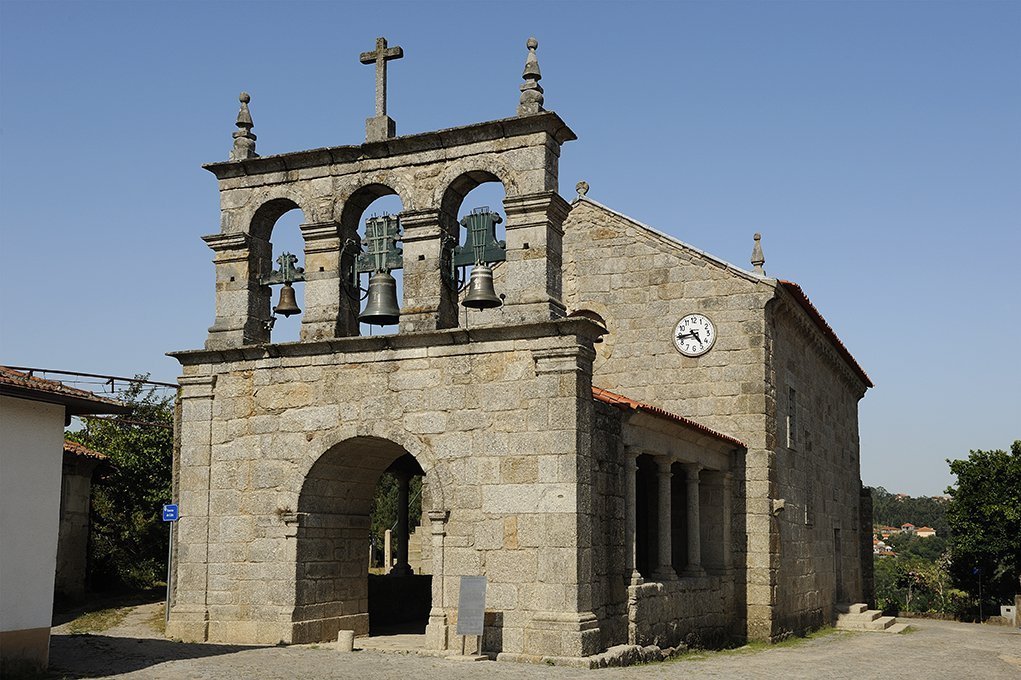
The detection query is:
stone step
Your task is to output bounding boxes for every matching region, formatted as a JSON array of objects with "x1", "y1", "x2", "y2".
[
  {"x1": 866, "y1": 616, "x2": 896, "y2": 631},
  {"x1": 836, "y1": 610, "x2": 881, "y2": 625},
  {"x1": 837, "y1": 603, "x2": 868, "y2": 615},
  {"x1": 835, "y1": 607, "x2": 906, "y2": 633}
]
